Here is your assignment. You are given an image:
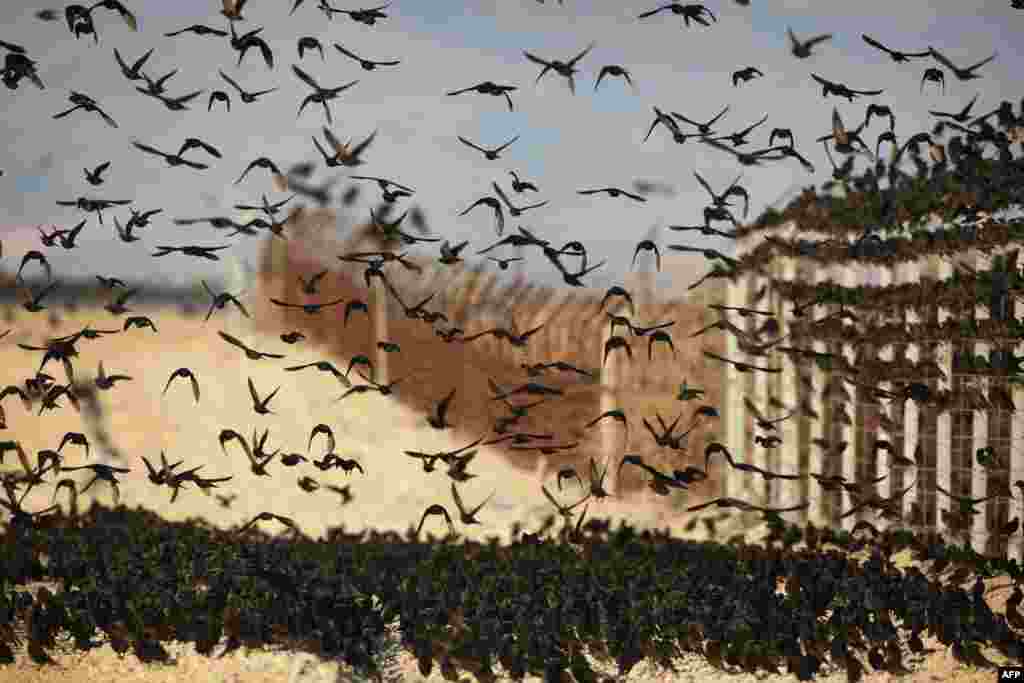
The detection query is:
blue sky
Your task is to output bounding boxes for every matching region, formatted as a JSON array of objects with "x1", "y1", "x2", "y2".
[{"x1": 1, "y1": 0, "x2": 1021, "y2": 292}]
